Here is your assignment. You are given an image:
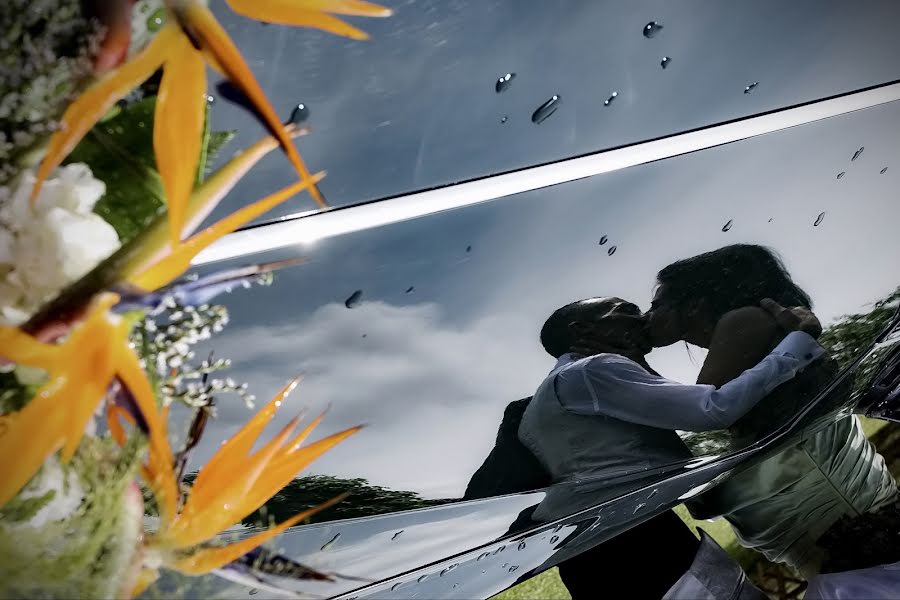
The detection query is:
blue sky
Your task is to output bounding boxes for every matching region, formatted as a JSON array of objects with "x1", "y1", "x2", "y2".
[{"x1": 182, "y1": 1, "x2": 900, "y2": 500}]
